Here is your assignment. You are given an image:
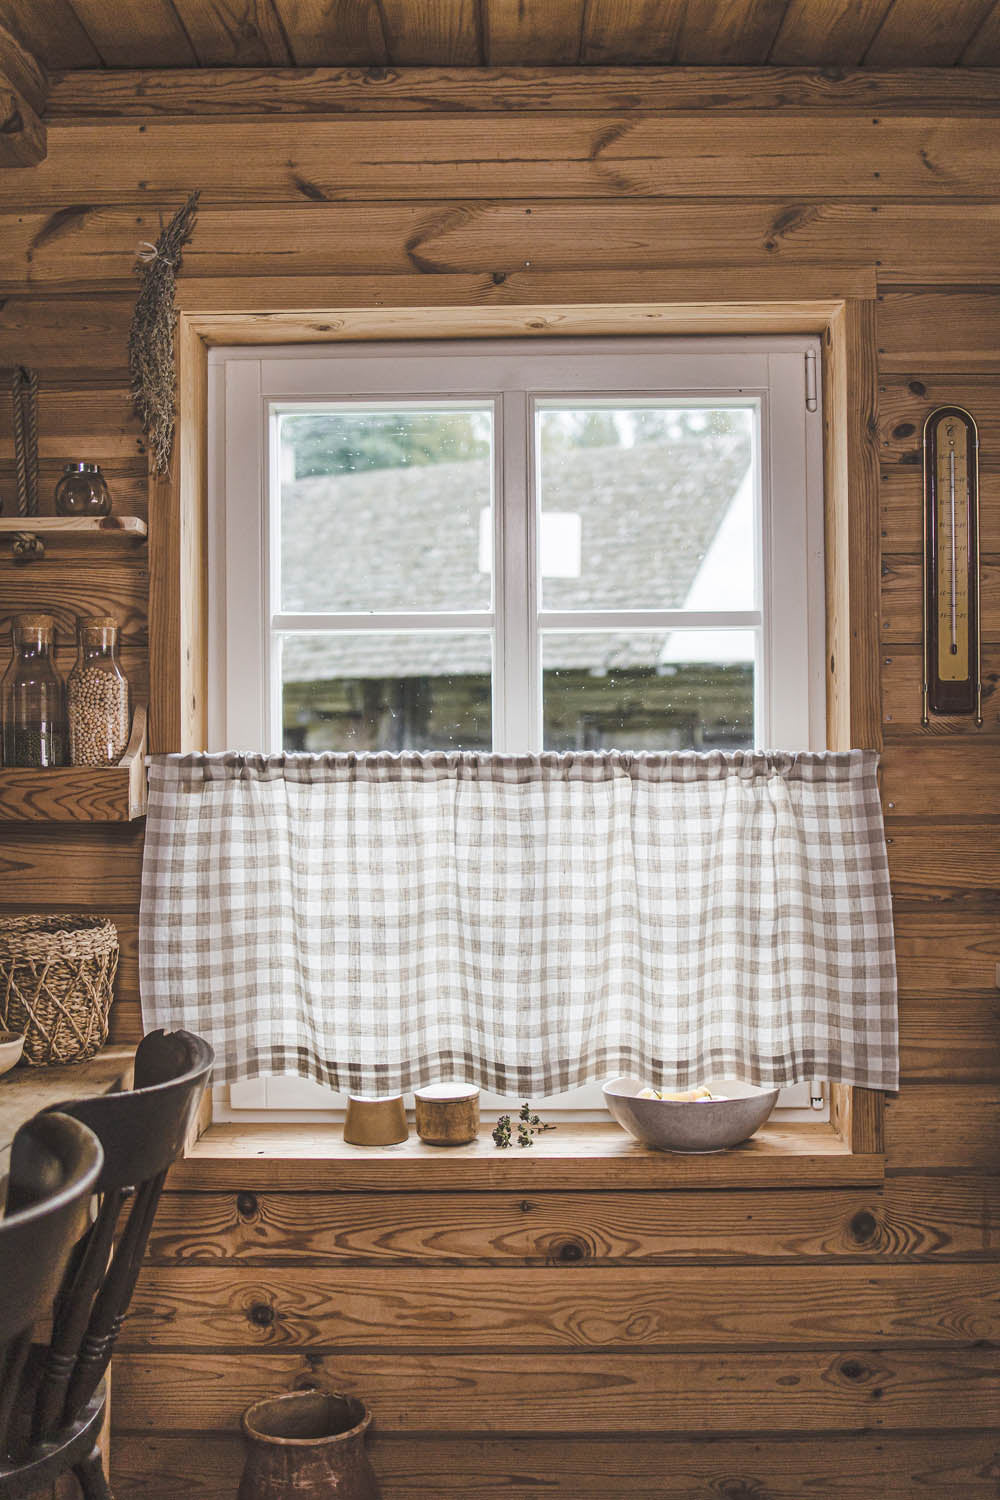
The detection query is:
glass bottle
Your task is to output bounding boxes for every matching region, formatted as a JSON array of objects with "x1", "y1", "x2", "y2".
[
  {"x1": 68, "y1": 616, "x2": 130, "y2": 767},
  {"x1": 54, "y1": 463, "x2": 112, "y2": 517},
  {"x1": 1, "y1": 615, "x2": 67, "y2": 767}
]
